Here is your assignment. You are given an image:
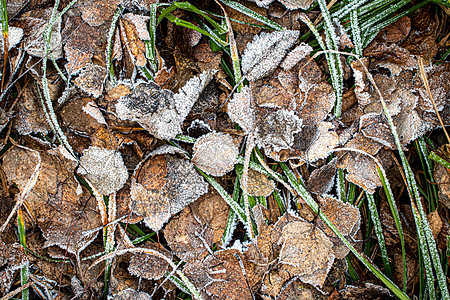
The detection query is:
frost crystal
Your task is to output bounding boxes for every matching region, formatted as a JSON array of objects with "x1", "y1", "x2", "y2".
[
  {"x1": 279, "y1": 0, "x2": 315, "y2": 10},
  {"x1": 281, "y1": 43, "x2": 313, "y2": 71},
  {"x1": 79, "y1": 146, "x2": 128, "y2": 195},
  {"x1": 241, "y1": 30, "x2": 300, "y2": 81},
  {"x1": 227, "y1": 86, "x2": 255, "y2": 134}
]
